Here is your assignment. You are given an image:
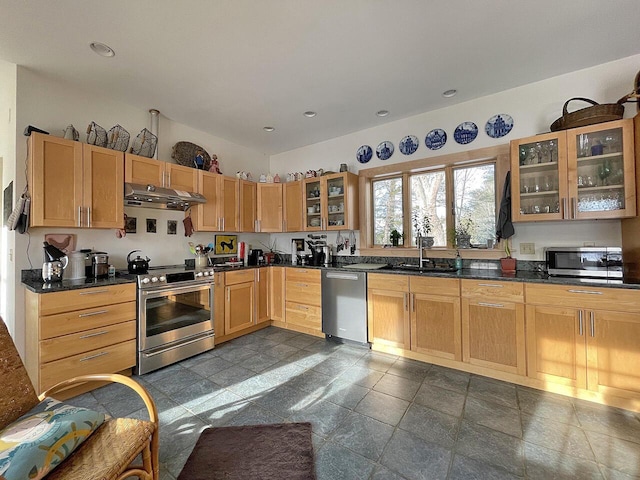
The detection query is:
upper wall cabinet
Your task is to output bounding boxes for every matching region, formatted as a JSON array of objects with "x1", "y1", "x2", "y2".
[
  {"x1": 125, "y1": 154, "x2": 197, "y2": 193},
  {"x1": 191, "y1": 172, "x2": 239, "y2": 232},
  {"x1": 29, "y1": 133, "x2": 124, "y2": 229},
  {"x1": 303, "y1": 172, "x2": 359, "y2": 231},
  {"x1": 283, "y1": 181, "x2": 303, "y2": 232},
  {"x1": 257, "y1": 183, "x2": 283, "y2": 232},
  {"x1": 510, "y1": 119, "x2": 635, "y2": 222}
]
